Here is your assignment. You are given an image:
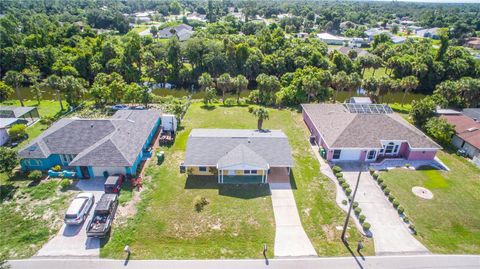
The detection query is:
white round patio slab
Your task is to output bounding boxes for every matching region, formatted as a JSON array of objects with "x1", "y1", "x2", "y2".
[{"x1": 412, "y1": 186, "x2": 434, "y2": 200}]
